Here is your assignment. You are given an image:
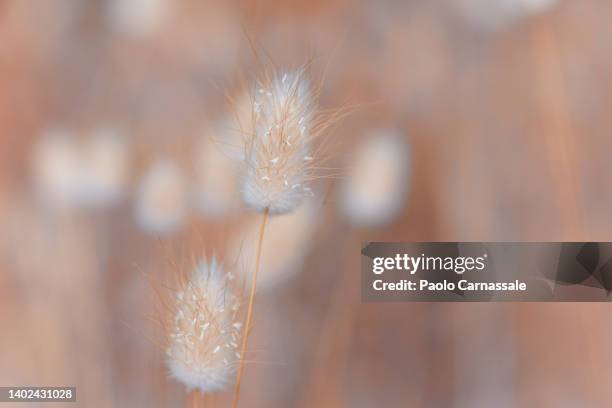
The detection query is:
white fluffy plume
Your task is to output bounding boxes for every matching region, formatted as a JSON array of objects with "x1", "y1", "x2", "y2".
[
  {"x1": 240, "y1": 70, "x2": 316, "y2": 215},
  {"x1": 166, "y1": 258, "x2": 243, "y2": 393}
]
